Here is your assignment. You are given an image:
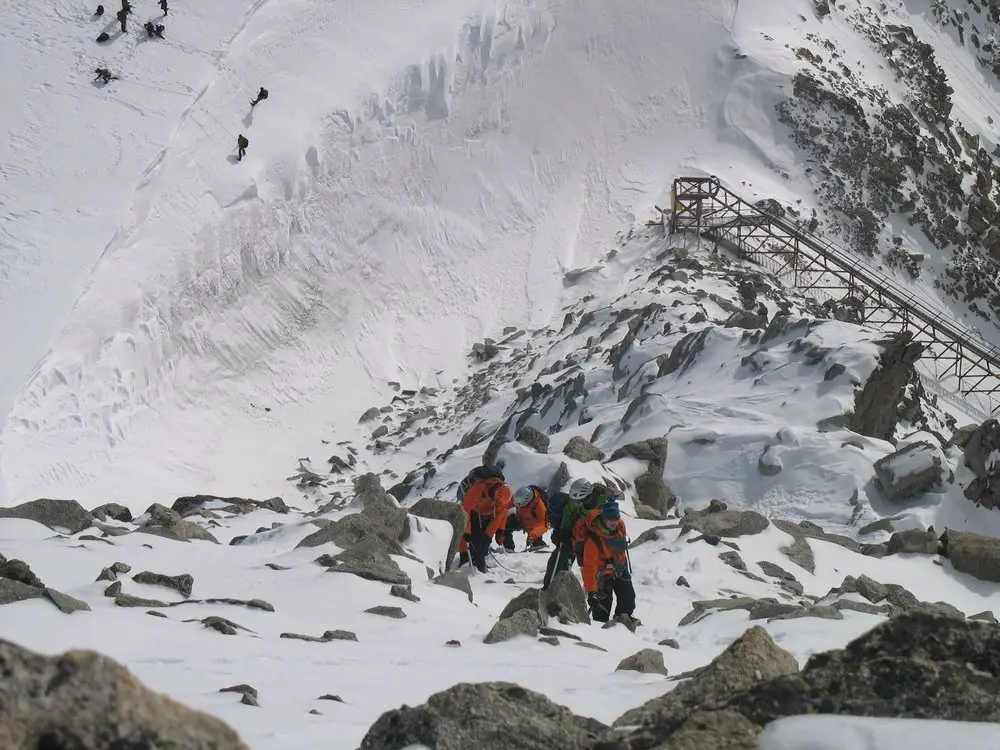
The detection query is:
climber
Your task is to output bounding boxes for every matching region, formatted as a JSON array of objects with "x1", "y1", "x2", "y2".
[
  {"x1": 159, "y1": 0, "x2": 168, "y2": 14},
  {"x1": 236, "y1": 133, "x2": 249, "y2": 162},
  {"x1": 457, "y1": 466, "x2": 511, "y2": 573},
  {"x1": 250, "y1": 87, "x2": 269, "y2": 107},
  {"x1": 154, "y1": 23, "x2": 165, "y2": 38},
  {"x1": 93, "y1": 67, "x2": 118, "y2": 84},
  {"x1": 561, "y1": 478, "x2": 616, "y2": 559},
  {"x1": 94, "y1": 4, "x2": 105, "y2": 17},
  {"x1": 115, "y1": 7, "x2": 127, "y2": 32},
  {"x1": 580, "y1": 501, "x2": 637, "y2": 628},
  {"x1": 498, "y1": 485, "x2": 549, "y2": 552},
  {"x1": 542, "y1": 486, "x2": 574, "y2": 589},
  {"x1": 143, "y1": 20, "x2": 155, "y2": 37}
]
